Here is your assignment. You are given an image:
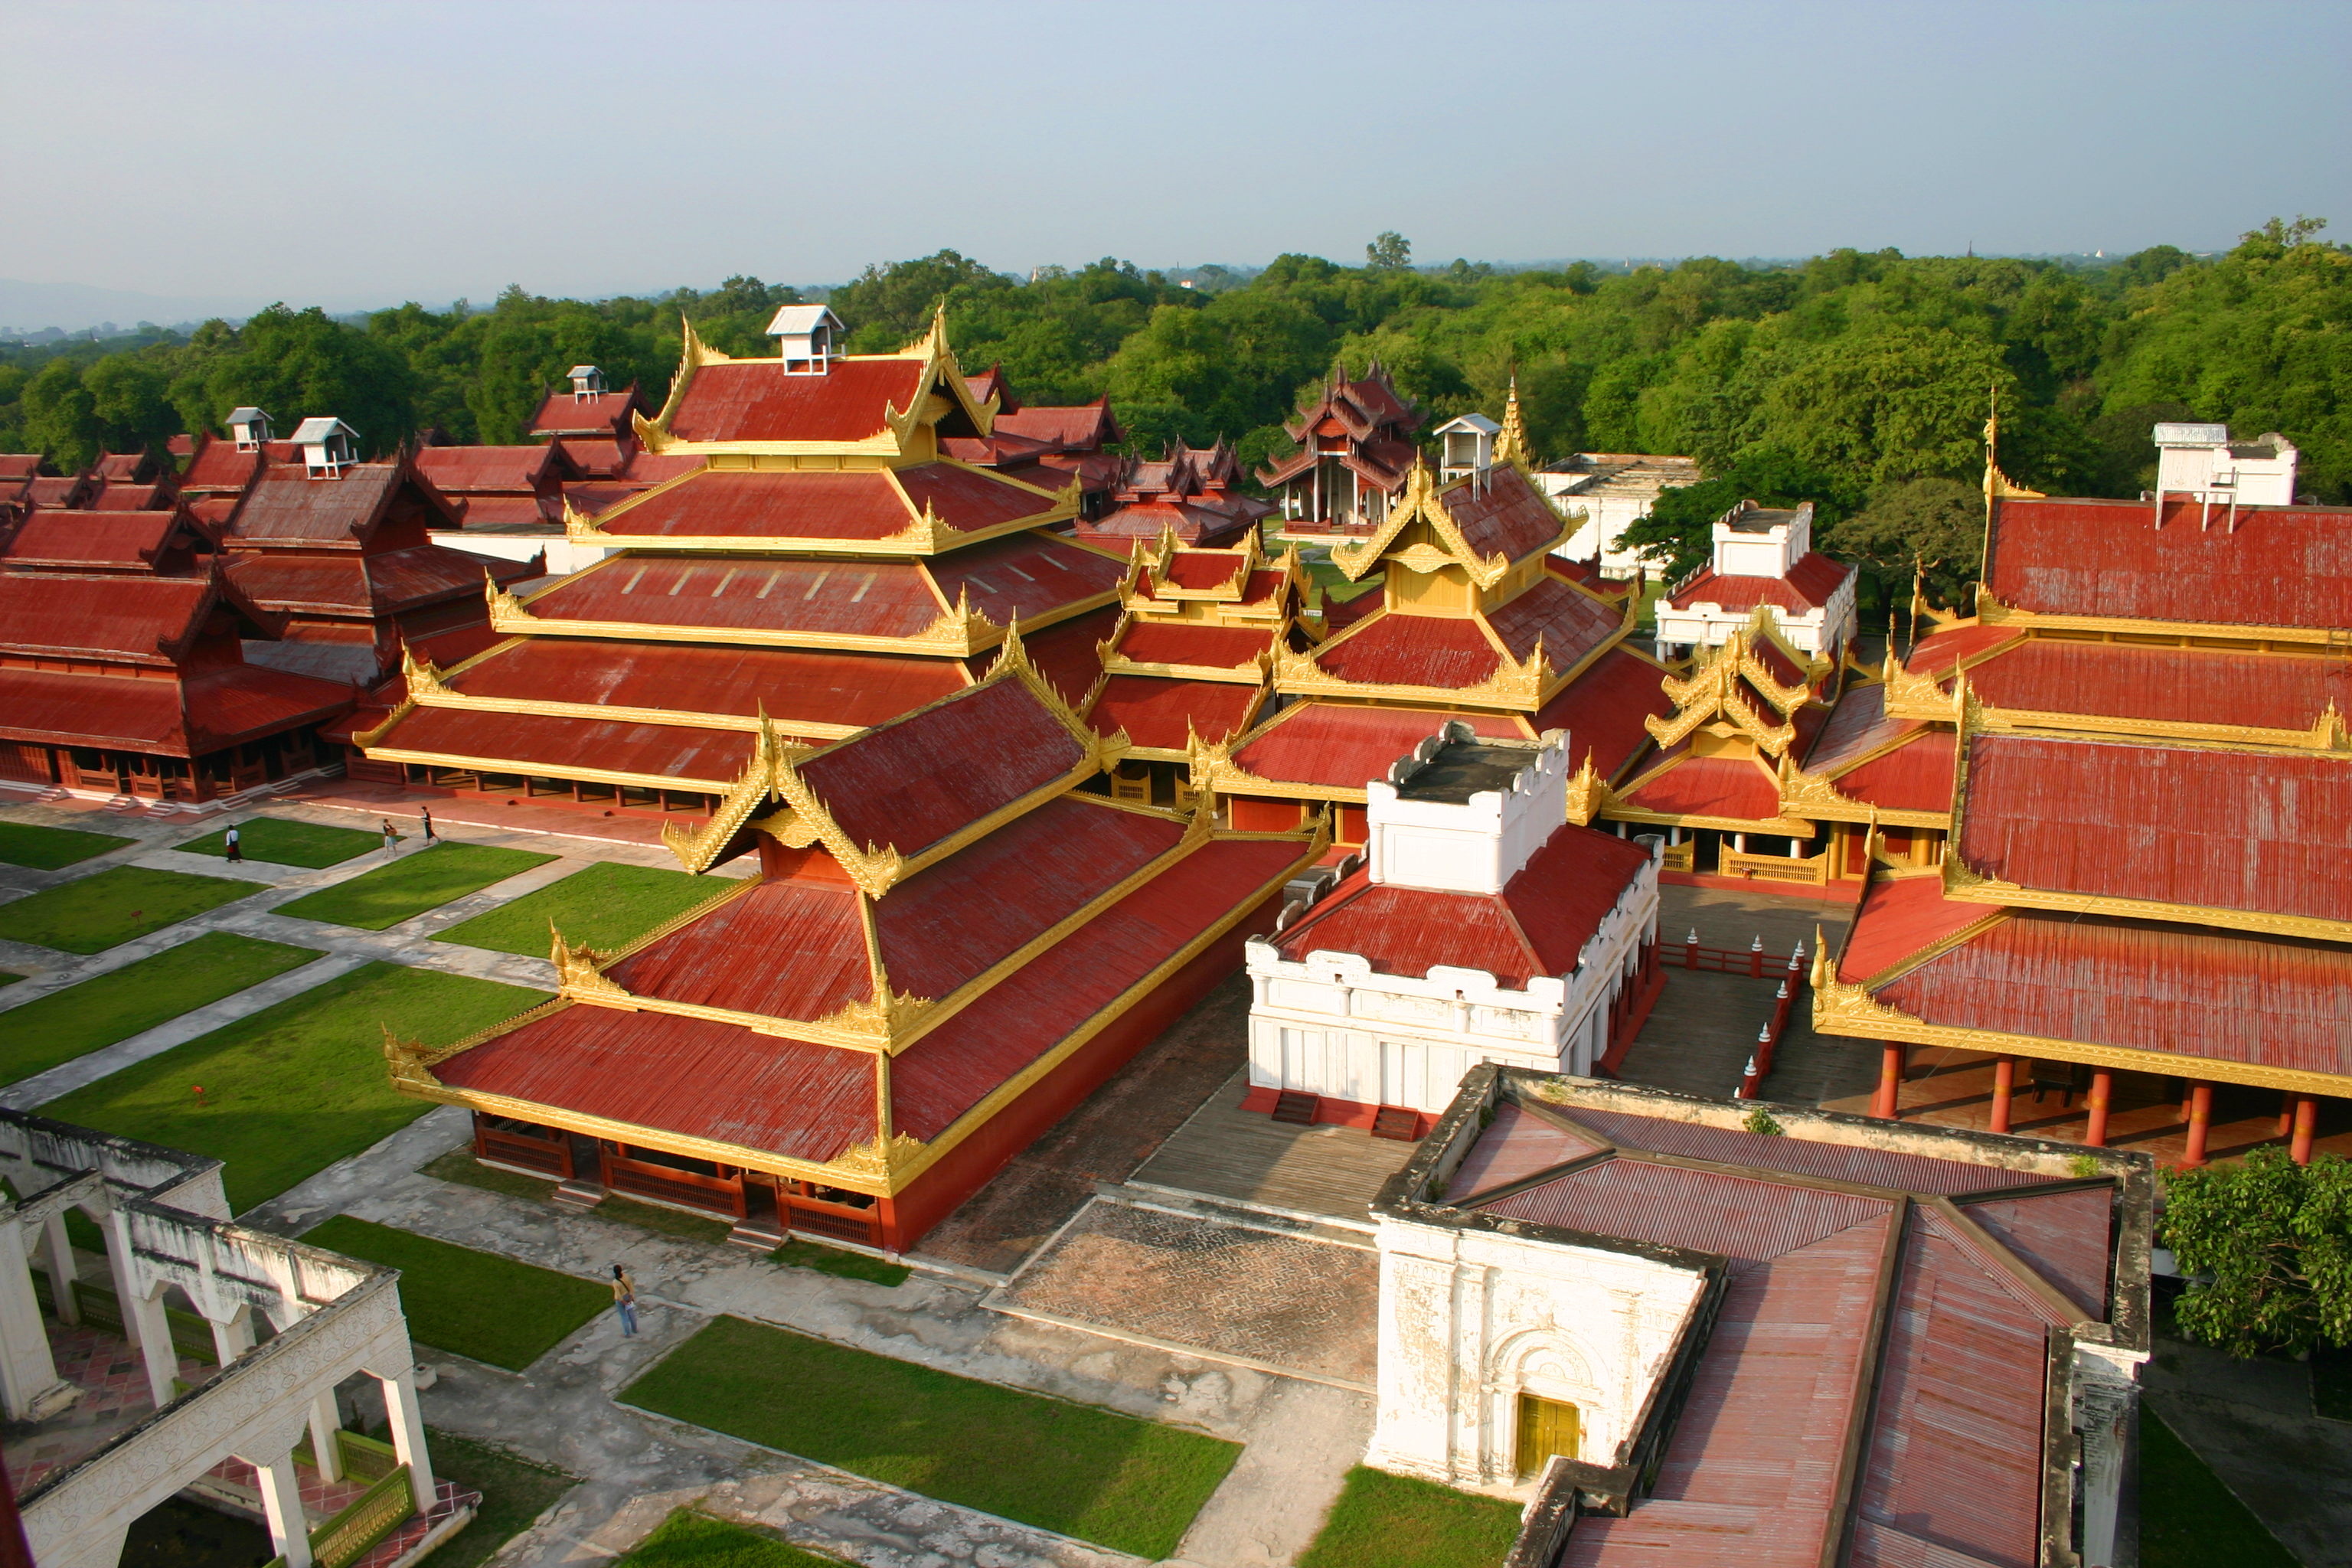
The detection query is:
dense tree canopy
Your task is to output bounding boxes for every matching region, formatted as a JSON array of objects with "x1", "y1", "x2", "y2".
[
  {"x1": 4, "y1": 224, "x2": 2345, "y2": 586},
  {"x1": 2163, "y1": 1147, "x2": 2352, "y2": 1360}
]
